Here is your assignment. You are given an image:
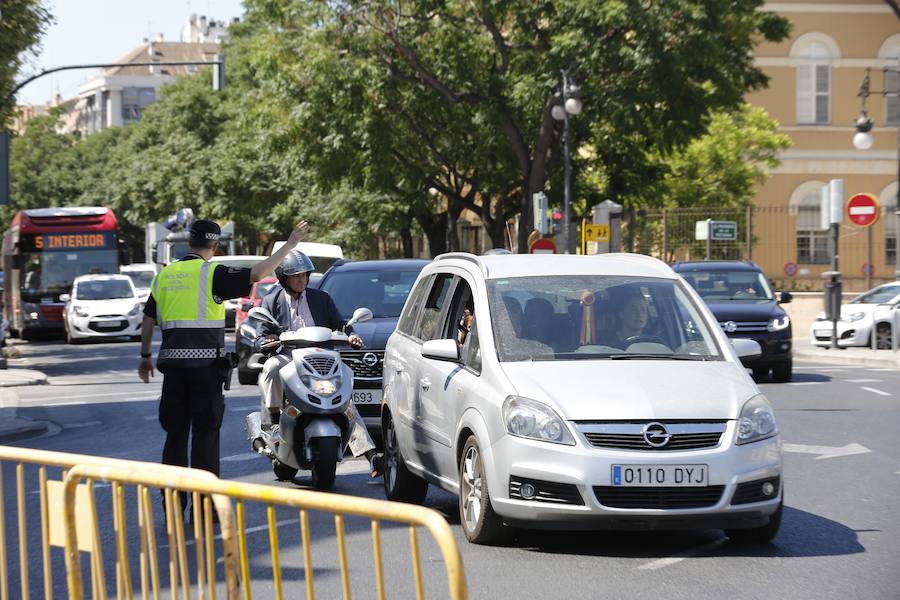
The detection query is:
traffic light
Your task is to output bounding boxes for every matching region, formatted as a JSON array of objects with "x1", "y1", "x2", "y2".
[{"x1": 551, "y1": 210, "x2": 563, "y2": 235}]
